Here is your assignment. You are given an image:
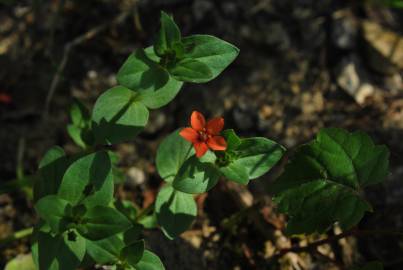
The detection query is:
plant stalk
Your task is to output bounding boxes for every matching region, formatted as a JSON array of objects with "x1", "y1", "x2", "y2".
[
  {"x1": 0, "y1": 227, "x2": 33, "y2": 247},
  {"x1": 136, "y1": 203, "x2": 155, "y2": 222},
  {"x1": 0, "y1": 175, "x2": 35, "y2": 194}
]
